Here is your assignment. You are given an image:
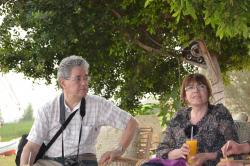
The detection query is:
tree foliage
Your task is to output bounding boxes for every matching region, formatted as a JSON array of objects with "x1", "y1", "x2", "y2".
[{"x1": 0, "y1": 0, "x2": 249, "y2": 114}]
